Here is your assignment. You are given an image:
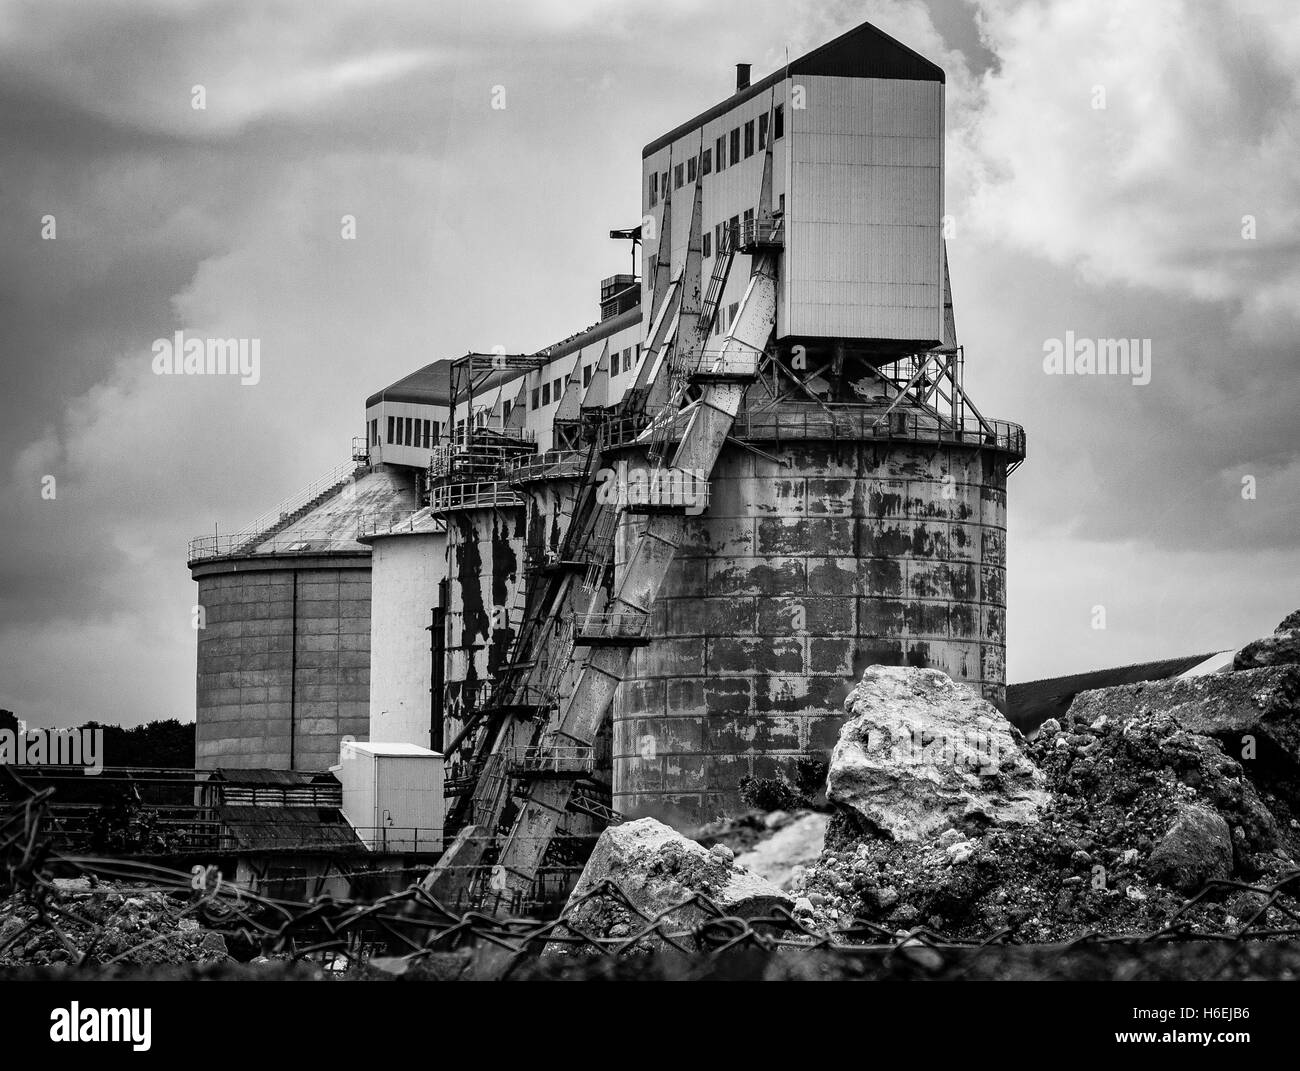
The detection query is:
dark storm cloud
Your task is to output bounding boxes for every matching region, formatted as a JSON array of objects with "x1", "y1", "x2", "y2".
[{"x1": 0, "y1": 0, "x2": 1296, "y2": 727}]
